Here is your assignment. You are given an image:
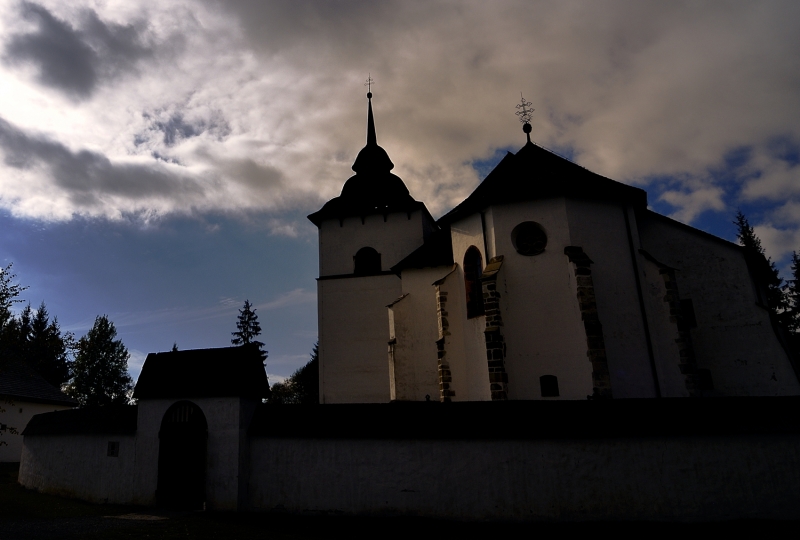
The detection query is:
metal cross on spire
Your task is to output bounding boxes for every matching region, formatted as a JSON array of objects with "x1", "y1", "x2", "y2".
[
  {"x1": 365, "y1": 74, "x2": 374, "y2": 98},
  {"x1": 515, "y1": 93, "x2": 534, "y2": 142}
]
